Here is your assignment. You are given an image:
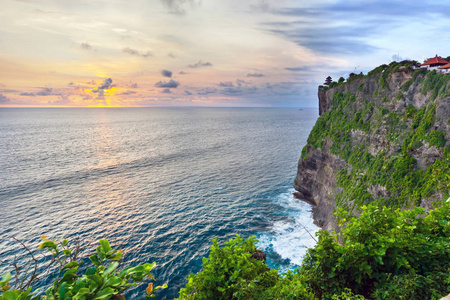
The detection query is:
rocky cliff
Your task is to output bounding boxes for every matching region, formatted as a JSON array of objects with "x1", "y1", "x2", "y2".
[{"x1": 295, "y1": 62, "x2": 450, "y2": 231}]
